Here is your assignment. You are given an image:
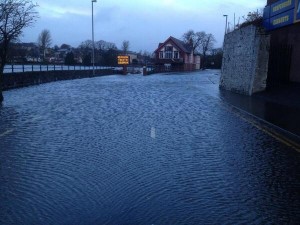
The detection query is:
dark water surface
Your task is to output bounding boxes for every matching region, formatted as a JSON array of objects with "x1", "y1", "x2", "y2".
[{"x1": 0, "y1": 71, "x2": 299, "y2": 225}]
